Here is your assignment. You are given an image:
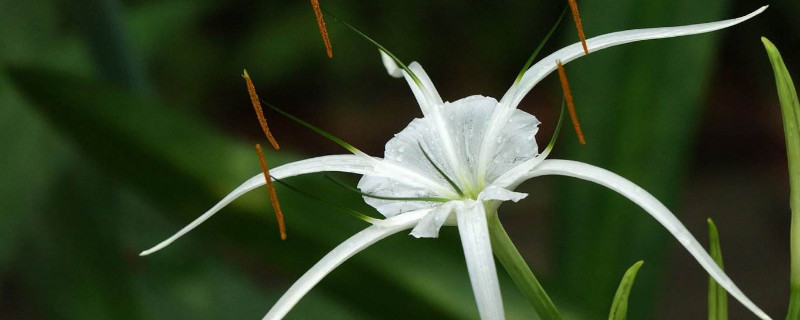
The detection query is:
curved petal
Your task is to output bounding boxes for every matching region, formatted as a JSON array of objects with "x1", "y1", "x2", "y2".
[
  {"x1": 380, "y1": 50, "x2": 404, "y2": 78},
  {"x1": 456, "y1": 200, "x2": 505, "y2": 320},
  {"x1": 262, "y1": 208, "x2": 429, "y2": 320},
  {"x1": 379, "y1": 51, "x2": 443, "y2": 115},
  {"x1": 501, "y1": 5, "x2": 768, "y2": 109},
  {"x1": 408, "y1": 61, "x2": 443, "y2": 106},
  {"x1": 490, "y1": 143, "x2": 555, "y2": 190},
  {"x1": 139, "y1": 155, "x2": 375, "y2": 256},
  {"x1": 478, "y1": 186, "x2": 527, "y2": 203},
  {"x1": 529, "y1": 159, "x2": 771, "y2": 320},
  {"x1": 410, "y1": 201, "x2": 456, "y2": 238}
]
